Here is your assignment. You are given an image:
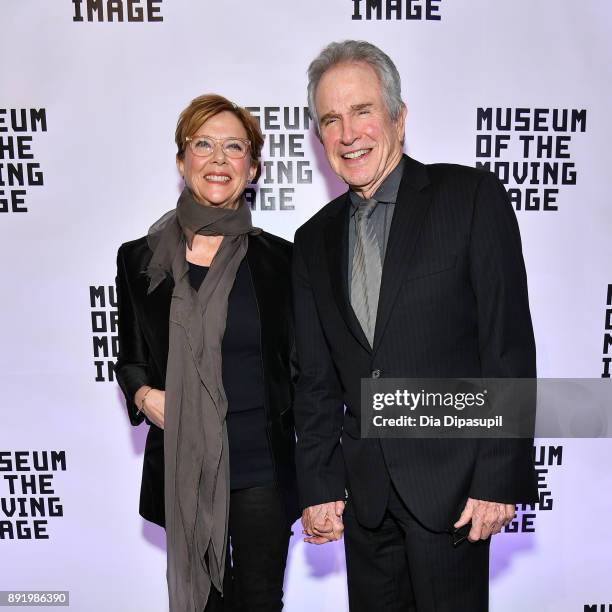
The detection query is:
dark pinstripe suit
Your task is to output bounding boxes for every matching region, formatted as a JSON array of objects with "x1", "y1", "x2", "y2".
[{"x1": 292, "y1": 155, "x2": 538, "y2": 609}]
